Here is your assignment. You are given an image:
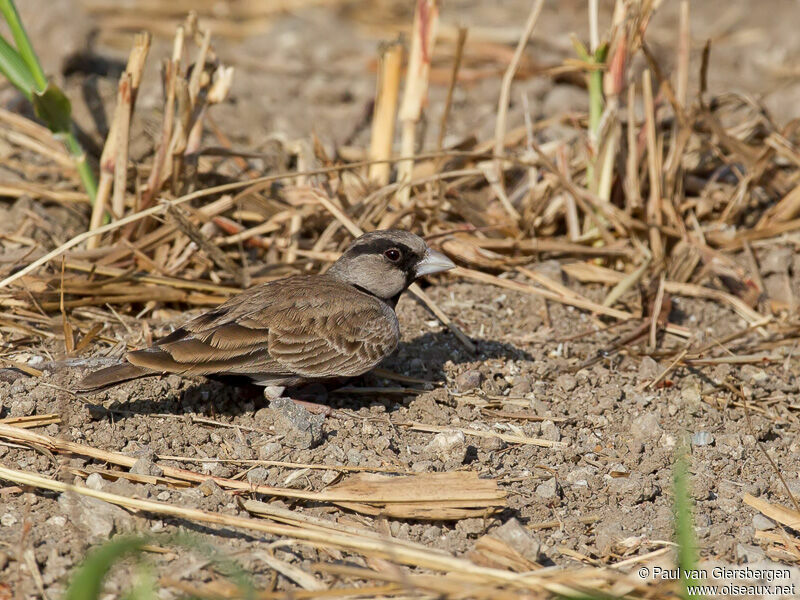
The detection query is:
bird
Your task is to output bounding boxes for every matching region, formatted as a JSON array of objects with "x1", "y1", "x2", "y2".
[{"x1": 77, "y1": 229, "x2": 456, "y2": 394}]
